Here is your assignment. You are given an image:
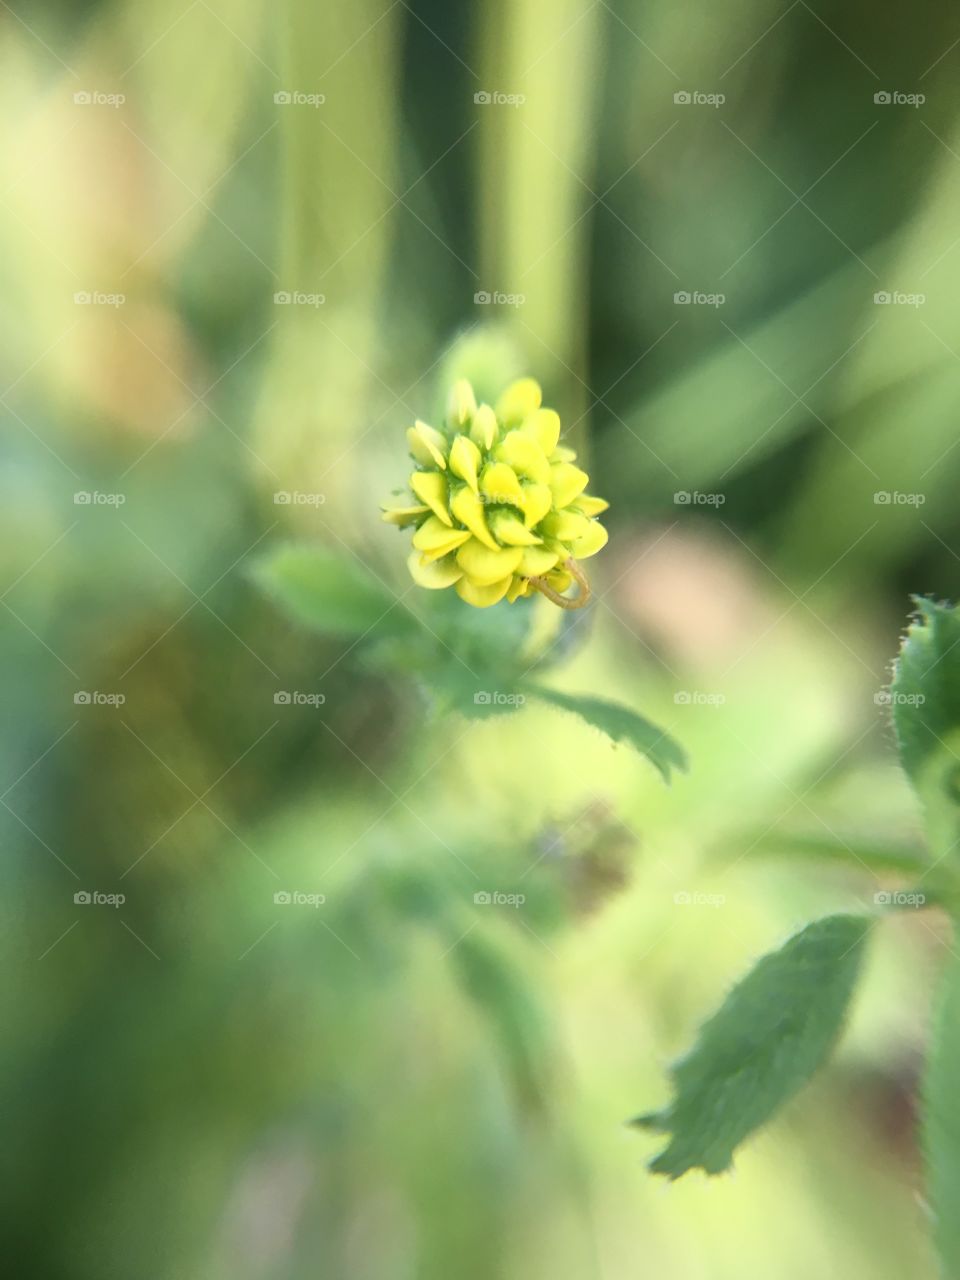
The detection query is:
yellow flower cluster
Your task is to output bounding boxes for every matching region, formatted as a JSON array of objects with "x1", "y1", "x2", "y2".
[{"x1": 382, "y1": 378, "x2": 608, "y2": 608}]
